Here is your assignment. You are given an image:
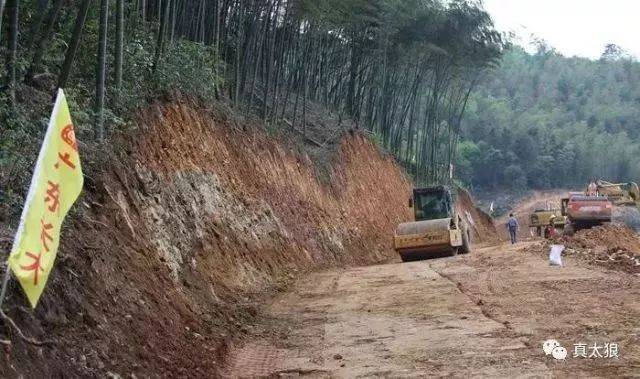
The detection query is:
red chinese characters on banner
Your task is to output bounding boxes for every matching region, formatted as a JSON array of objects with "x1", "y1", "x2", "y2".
[
  {"x1": 55, "y1": 152, "x2": 76, "y2": 170},
  {"x1": 9, "y1": 90, "x2": 85, "y2": 308},
  {"x1": 20, "y1": 125, "x2": 78, "y2": 285},
  {"x1": 45, "y1": 181, "x2": 60, "y2": 213},
  {"x1": 61, "y1": 124, "x2": 78, "y2": 152},
  {"x1": 40, "y1": 219, "x2": 54, "y2": 253},
  {"x1": 55, "y1": 123, "x2": 79, "y2": 170},
  {"x1": 20, "y1": 252, "x2": 44, "y2": 285}
]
